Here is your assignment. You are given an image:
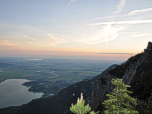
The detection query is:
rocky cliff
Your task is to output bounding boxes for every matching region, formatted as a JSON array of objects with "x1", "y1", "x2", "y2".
[
  {"x1": 85, "y1": 41, "x2": 152, "y2": 113},
  {"x1": 0, "y1": 42, "x2": 151, "y2": 114}
]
